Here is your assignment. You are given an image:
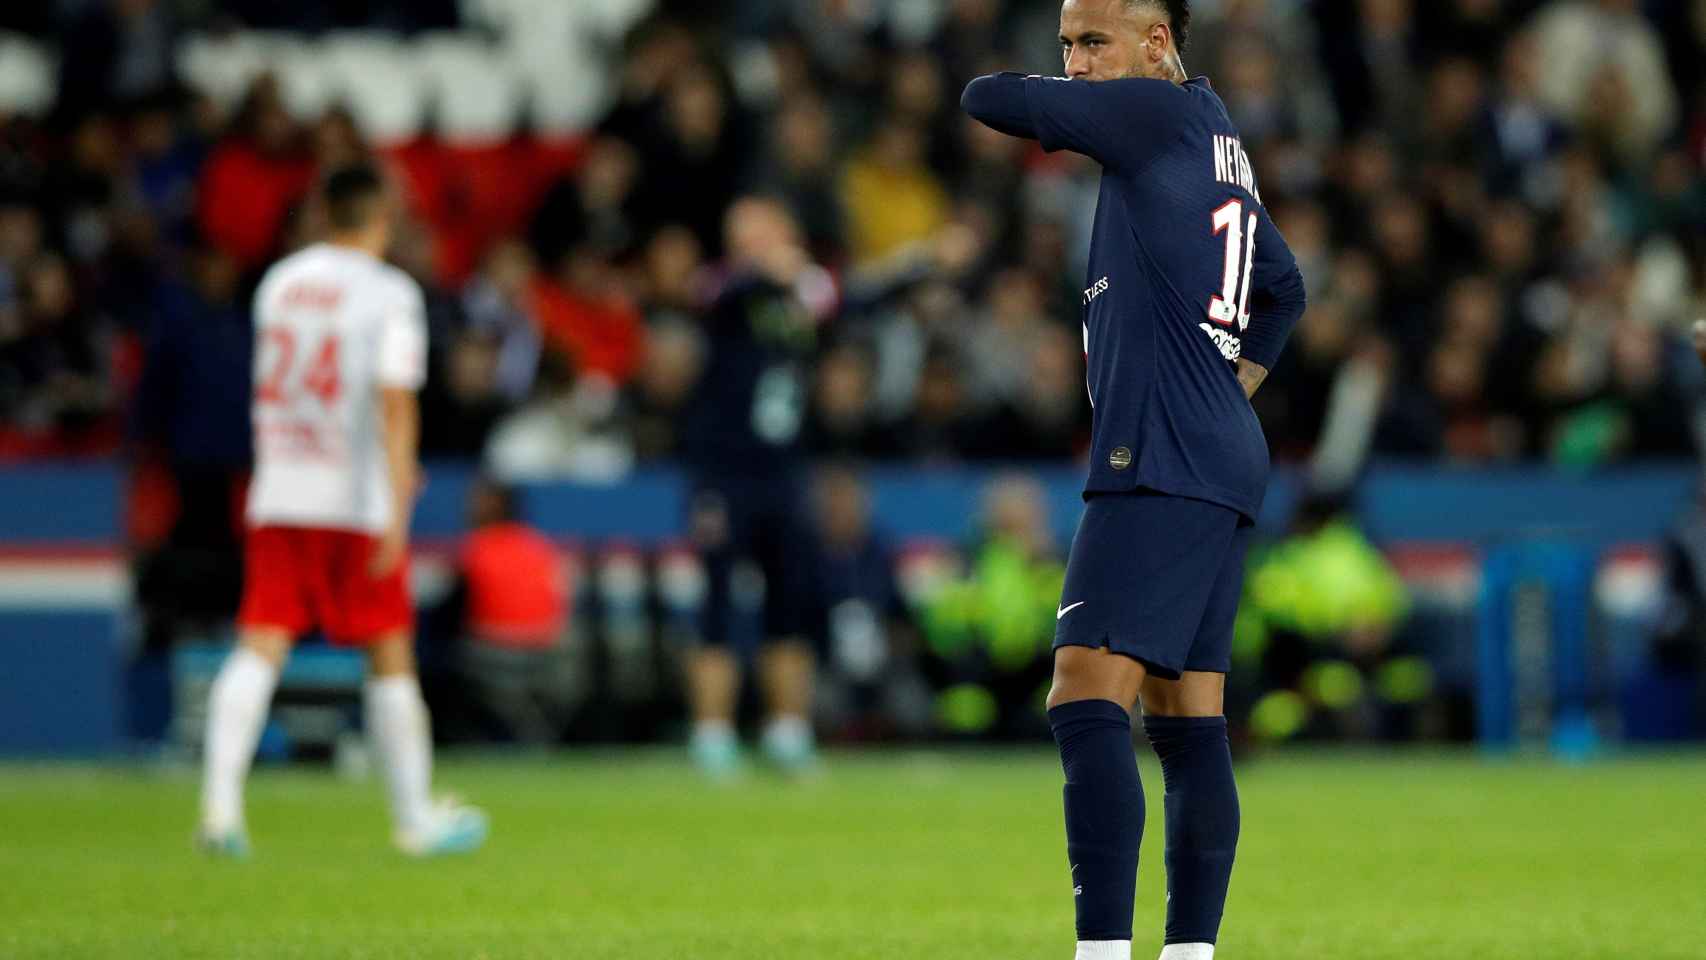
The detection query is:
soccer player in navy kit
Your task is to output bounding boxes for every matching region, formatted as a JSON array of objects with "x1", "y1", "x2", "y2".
[
  {"x1": 962, "y1": 3, "x2": 1305, "y2": 959},
  {"x1": 679, "y1": 197, "x2": 825, "y2": 777}
]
